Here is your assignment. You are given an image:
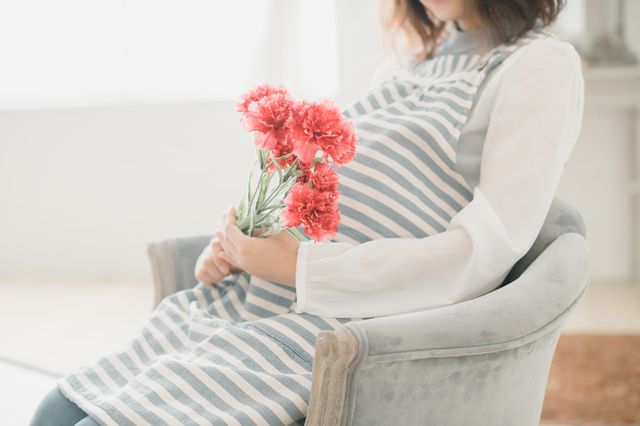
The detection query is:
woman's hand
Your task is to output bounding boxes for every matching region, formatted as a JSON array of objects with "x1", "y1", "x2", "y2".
[
  {"x1": 215, "y1": 205, "x2": 301, "y2": 287},
  {"x1": 194, "y1": 235, "x2": 243, "y2": 287}
]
